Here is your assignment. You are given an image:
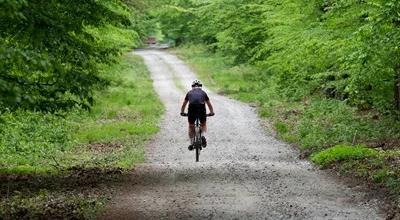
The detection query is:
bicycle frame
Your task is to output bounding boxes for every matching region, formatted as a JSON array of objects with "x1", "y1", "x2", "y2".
[{"x1": 192, "y1": 118, "x2": 202, "y2": 162}]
